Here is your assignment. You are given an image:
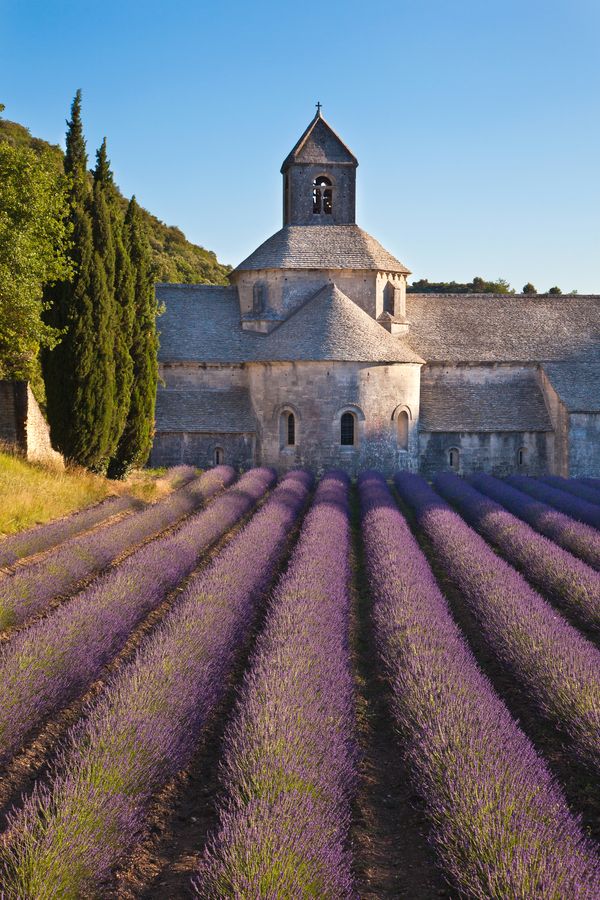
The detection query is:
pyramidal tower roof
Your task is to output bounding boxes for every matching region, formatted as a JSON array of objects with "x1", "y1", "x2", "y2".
[
  {"x1": 264, "y1": 283, "x2": 423, "y2": 363},
  {"x1": 281, "y1": 108, "x2": 358, "y2": 172}
]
